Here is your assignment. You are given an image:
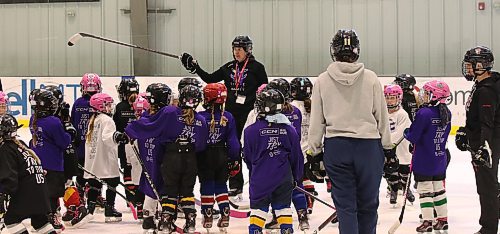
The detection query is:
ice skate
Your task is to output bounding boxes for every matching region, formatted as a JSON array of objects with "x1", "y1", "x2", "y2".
[
  {"x1": 389, "y1": 190, "x2": 398, "y2": 207},
  {"x1": 217, "y1": 207, "x2": 230, "y2": 234},
  {"x1": 202, "y1": 208, "x2": 214, "y2": 229},
  {"x1": 406, "y1": 189, "x2": 415, "y2": 205},
  {"x1": 183, "y1": 212, "x2": 196, "y2": 233},
  {"x1": 48, "y1": 212, "x2": 65, "y2": 233},
  {"x1": 229, "y1": 189, "x2": 243, "y2": 202},
  {"x1": 416, "y1": 220, "x2": 433, "y2": 233},
  {"x1": 264, "y1": 213, "x2": 279, "y2": 230},
  {"x1": 297, "y1": 209, "x2": 309, "y2": 231},
  {"x1": 433, "y1": 219, "x2": 448, "y2": 234},
  {"x1": 70, "y1": 205, "x2": 92, "y2": 228},
  {"x1": 143, "y1": 216, "x2": 157, "y2": 234},
  {"x1": 95, "y1": 195, "x2": 106, "y2": 213},
  {"x1": 157, "y1": 213, "x2": 175, "y2": 234},
  {"x1": 104, "y1": 204, "x2": 123, "y2": 223},
  {"x1": 62, "y1": 205, "x2": 76, "y2": 226}
]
